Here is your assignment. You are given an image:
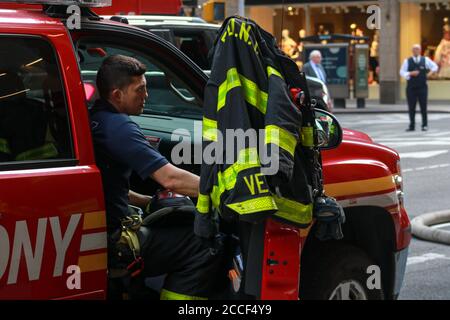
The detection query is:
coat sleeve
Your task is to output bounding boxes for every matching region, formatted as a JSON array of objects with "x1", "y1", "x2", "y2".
[{"x1": 263, "y1": 65, "x2": 302, "y2": 183}]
